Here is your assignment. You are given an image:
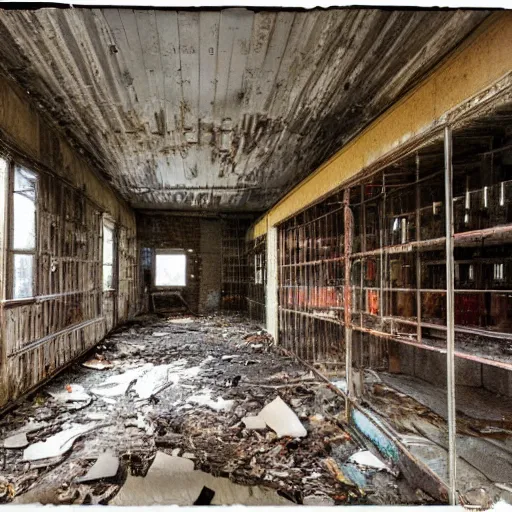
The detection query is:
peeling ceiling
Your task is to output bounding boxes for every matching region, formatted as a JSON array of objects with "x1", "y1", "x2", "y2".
[{"x1": 0, "y1": 7, "x2": 490, "y2": 211}]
